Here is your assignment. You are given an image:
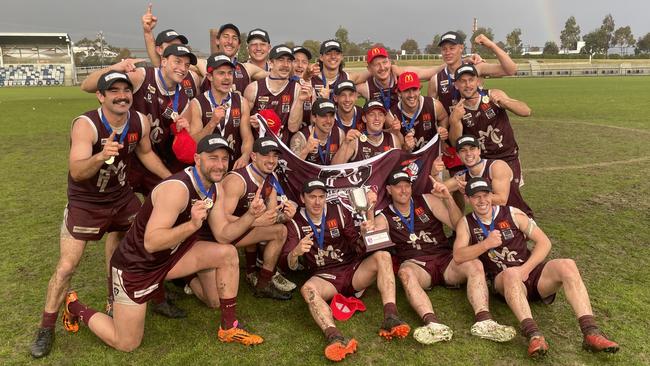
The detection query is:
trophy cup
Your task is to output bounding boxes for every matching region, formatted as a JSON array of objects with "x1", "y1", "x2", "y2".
[{"x1": 348, "y1": 187, "x2": 393, "y2": 252}]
